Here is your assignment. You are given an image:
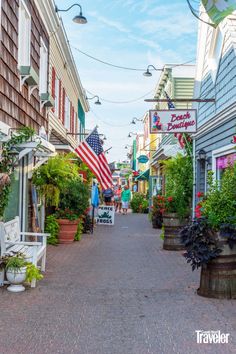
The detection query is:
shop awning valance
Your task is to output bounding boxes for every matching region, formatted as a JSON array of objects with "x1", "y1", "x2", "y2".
[{"x1": 135, "y1": 169, "x2": 150, "y2": 181}]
